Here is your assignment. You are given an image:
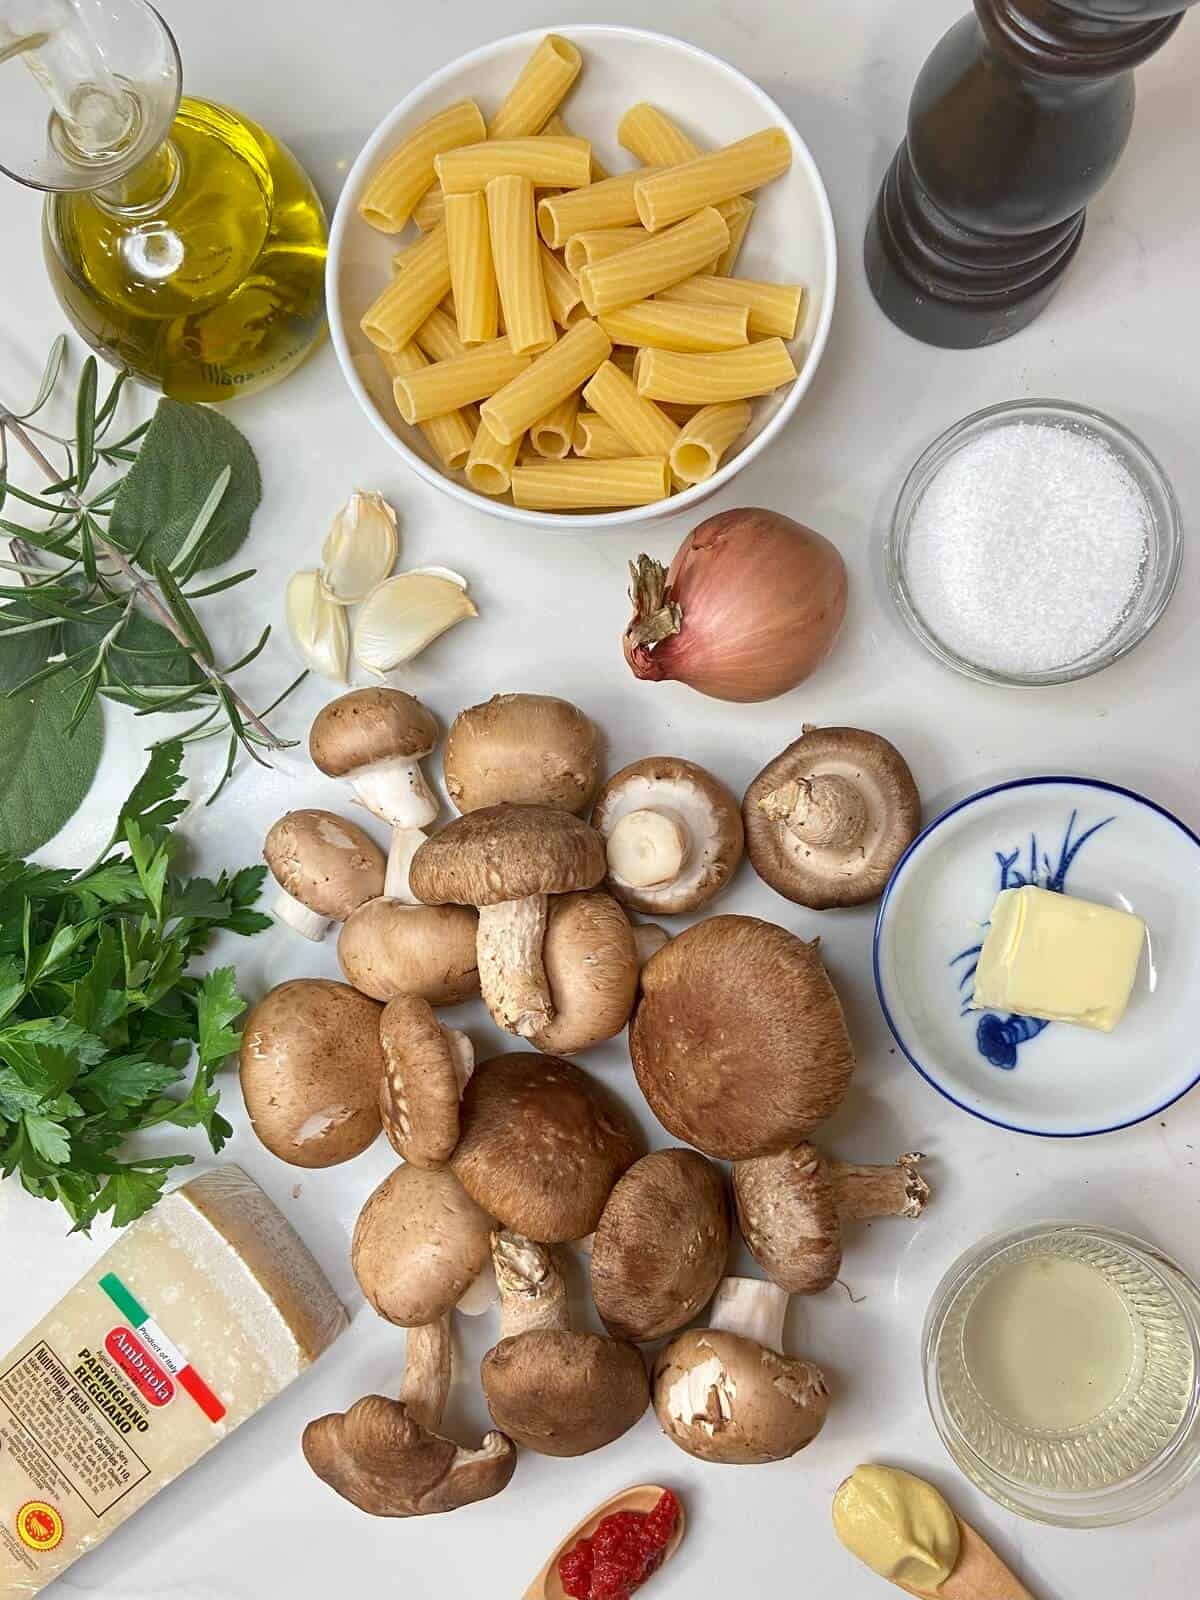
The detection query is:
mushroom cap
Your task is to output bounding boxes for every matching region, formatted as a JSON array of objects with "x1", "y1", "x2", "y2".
[
  {"x1": 239, "y1": 979, "x2": 384, "y2": 1167},
  {"x1": 302, "y1": 1395, "x2": 516, "y2": 1516},
  {"x1": 351, "y1": 1164, "x2": 493, "y2": 1326},
  {"x1": 652, "y1": 1329, "x2": 830, "y2": 1464},
  {"x1": 451, "y1": 1054, "x2": 642, "y2": 1242},
  {"x1": 630, "y1": 915, "x2": 855, "y2": 1160},
  {"x1": 527, "y1": 891, "x2": 639, "y2": 1057},
  {"x1": 379, "y1": 996, "x2": 463, "y2": 1166},
  {"x1": 264, "y1": 809, "x2": 386, "y2": 919},
  {"x1": 742, "y1": 727, "x2": 920, "y2": 910},
  {"x1": 591, "y1": 1149, "x2": 731, "y2": 1342},
  {"x1": 338, "y1": 897, "x2": 479, "y2": 1005},
  {"x1": 592, "y1": 756, "x2": 745, "y2": 915},
  {"x1": 444, "y1": 693, "x2": 600, "y2": 814},
  {"x1": 411, "y1": 805, "x2": 606, "y2": 908},
  {"x1": 732, "y1": 1145, "x2": 842, "y2": 1294},
  {"x1": 309, "y1": 687, "x2": 438, "y2": 778},
  {"x1": 481, "y1": 1329, "x2": 649, "y2": 1456}
]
